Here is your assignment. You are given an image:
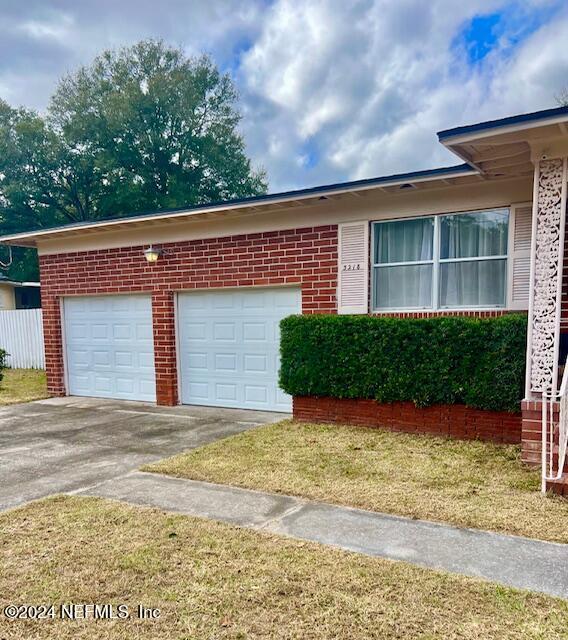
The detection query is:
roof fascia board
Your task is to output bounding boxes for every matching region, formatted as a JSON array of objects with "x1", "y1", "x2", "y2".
[
  {"x1": 0, "y1": 166, "x2": 476, "y2": 246},
  {"x1": 439, "y1": 114, "x2": 568, "y2": 146}
]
